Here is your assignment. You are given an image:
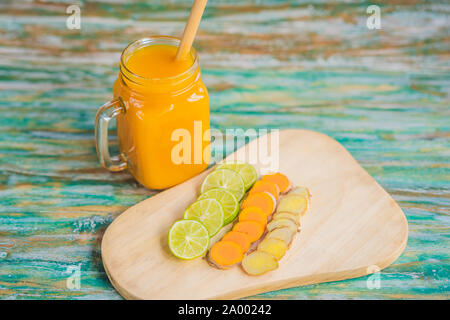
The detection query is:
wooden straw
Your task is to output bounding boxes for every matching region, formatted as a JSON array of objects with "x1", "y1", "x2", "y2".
[{"x1": 175, "y1": 0, "x2": 208, "y2": 61}]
